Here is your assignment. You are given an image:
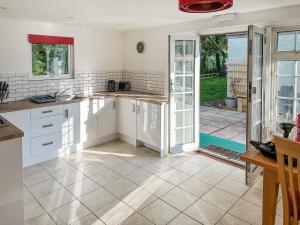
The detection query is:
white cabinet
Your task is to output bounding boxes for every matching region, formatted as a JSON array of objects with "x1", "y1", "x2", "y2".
[
  {"x1": 98, "y1": 97, "x2": 117, "y2": 138},
  {"x1": 117, "y1": 98, "x2": 136, "y2": 139},
  {"x1": 63, "y1": 103, "x2": 80, "y2": 152},
  {"x1": 136, "y1": 101, "x2": 162, "y2": 149},
  {"x1": 30, "y1": 115, "x2": 64, "y2": 138},
  {"x1": 31, "y1": 133, "x2": 62, "y2": 157},
  {"x1": 1, "y1": 110, "x2": 31, "y2": 160},
  {"x1": 80, "y1": 99, "x2": 98, "y2": 143},
  {"x1": 31, "y1": 105, "x2": 63, "y2": 119}
]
